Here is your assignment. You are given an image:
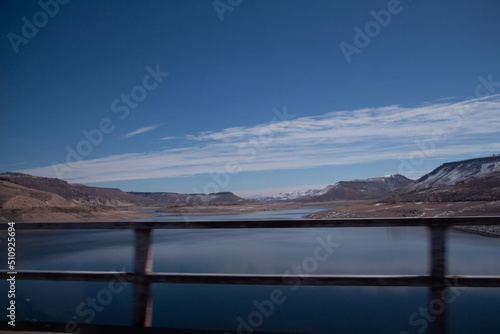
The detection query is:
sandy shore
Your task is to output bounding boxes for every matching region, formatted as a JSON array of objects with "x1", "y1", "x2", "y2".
[
  {"x1": 1, "y1": 201, "x2": 360, "y2": 223},
  {"x1": 1, "y1": 208, "x2": 158, "y2": 223},
  {"x1": 155, "y1": 200, "x2": 369, "y2": 215},
  {"x1": 305, "y1": 201, "x2": 500, "y2": 238}
]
